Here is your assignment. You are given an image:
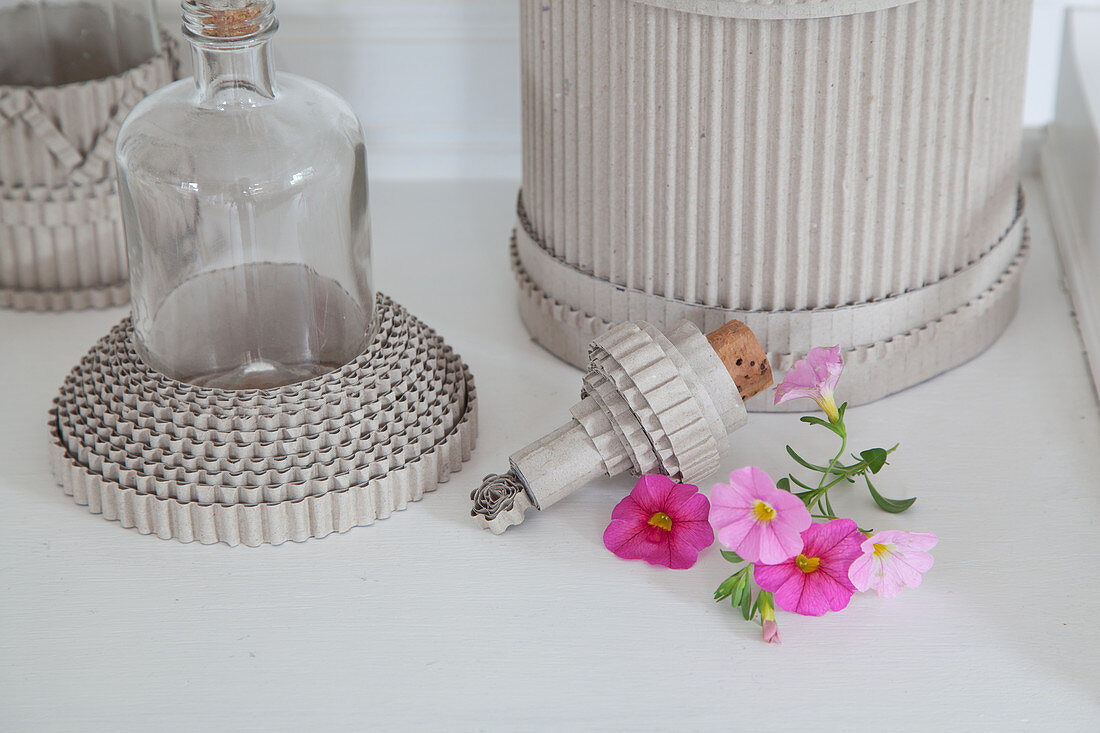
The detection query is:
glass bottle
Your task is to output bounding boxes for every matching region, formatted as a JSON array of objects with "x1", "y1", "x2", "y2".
[
  {"x1": 0, "y1": 0, "x2": 159, "y2": 87},
  {"x1": 115, "y1": 0, "x2": 375, "y2": 390}
]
